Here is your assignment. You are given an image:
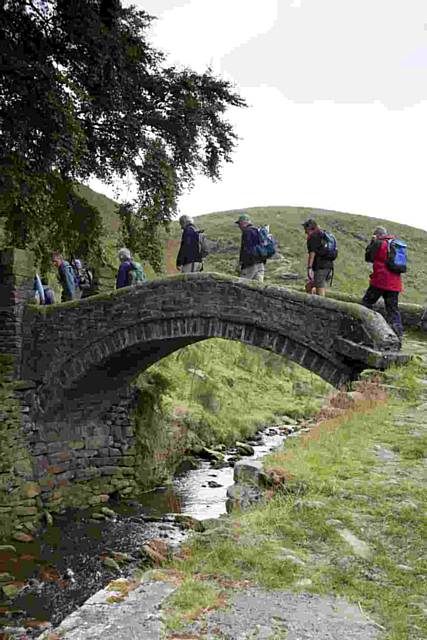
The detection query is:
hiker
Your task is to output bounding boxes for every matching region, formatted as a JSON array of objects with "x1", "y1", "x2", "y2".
[
  {"x1": 71, "y1": 258, "x2": 94, "y2": 299},
  {"x1": 361, "y1": 226, "x2": 404, "y2": 341},
  {"x1": 235, "y1": 213, "x2": 266, "y2": 282},
  {"x1": 116, "y1": 248, "x2": 146, "y2": 289},
  {"x1": 41, "y1": 277, "x2": 55, "y2": 305},
  {"x1": 176, "y1": 215, "x2": 203, "y2": 273},
  {"x1": 52, "y1": 252, "x2": 75, "y2": 302},
  {"x1": 302, "y1": 219, "x2": 337, "y2": 296},
  {"x1": 33, "y1": 273, "x2": 45, "y2": 305}
]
